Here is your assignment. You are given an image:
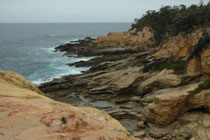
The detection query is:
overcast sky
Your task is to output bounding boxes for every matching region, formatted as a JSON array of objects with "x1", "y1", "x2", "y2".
[{"x1": 0, "y1": 0, "x2": 209, "y2": 23}]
